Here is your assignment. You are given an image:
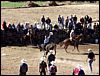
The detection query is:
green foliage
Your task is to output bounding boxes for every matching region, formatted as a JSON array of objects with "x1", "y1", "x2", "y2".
[{"x1": 1, "y1": 1, "x2": 26, "y2": 8}]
